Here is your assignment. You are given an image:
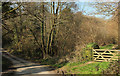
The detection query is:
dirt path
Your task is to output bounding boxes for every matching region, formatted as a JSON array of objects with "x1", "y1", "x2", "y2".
[
  {"x1": 2, "y1": 51, "x2": 57, "y2": 76},
  {"x1": 75, "y1": 61, "x2": 95, "y2": 67}
]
